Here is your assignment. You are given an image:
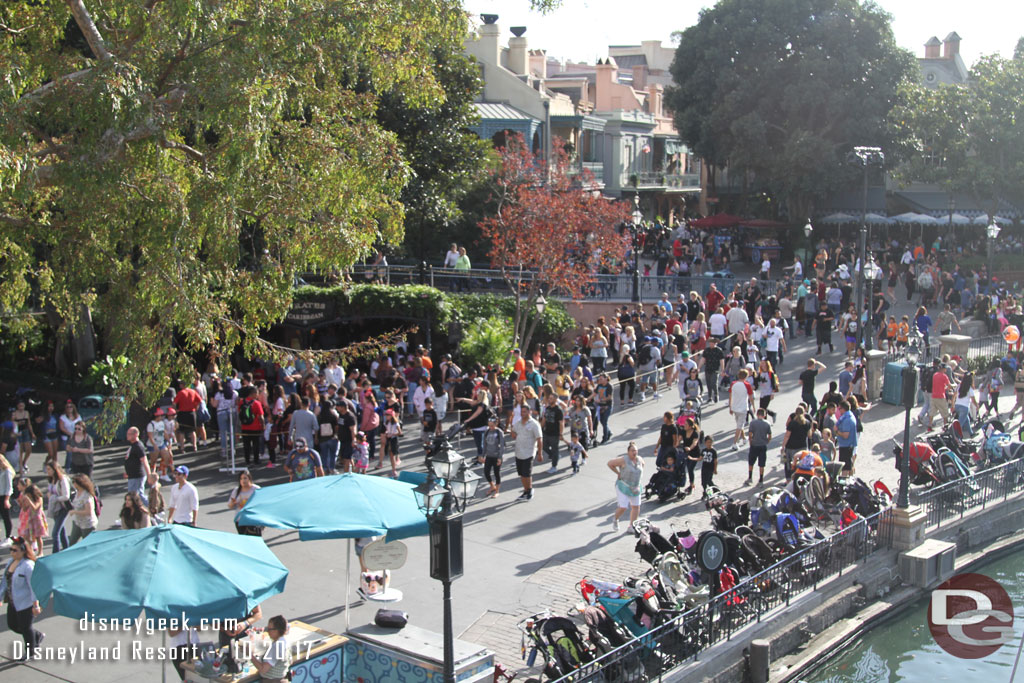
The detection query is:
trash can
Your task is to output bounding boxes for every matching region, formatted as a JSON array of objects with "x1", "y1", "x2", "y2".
[{"x1": 882, "y1": 362, "x2": 905, "y2": 405}]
